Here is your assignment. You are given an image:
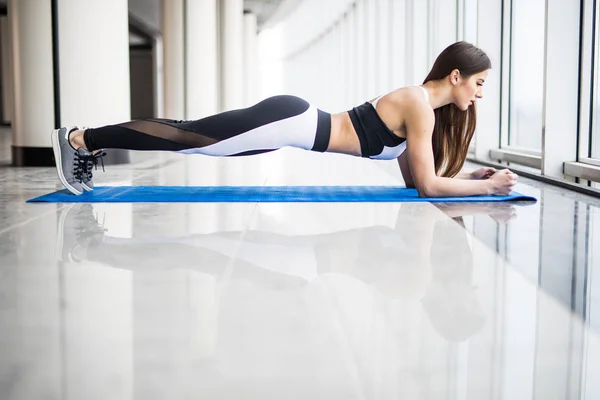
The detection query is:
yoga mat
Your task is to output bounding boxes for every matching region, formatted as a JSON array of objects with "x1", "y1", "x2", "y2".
[{"x1": 27, "y1": 186, "x2": 537, "y2": 203}]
